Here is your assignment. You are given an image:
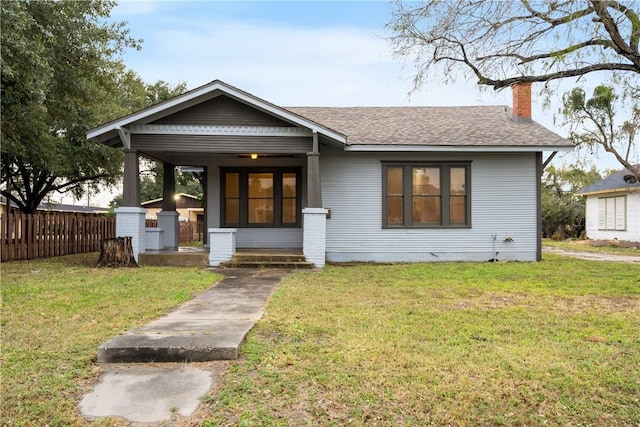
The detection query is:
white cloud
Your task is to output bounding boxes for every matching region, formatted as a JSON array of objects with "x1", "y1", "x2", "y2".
[{"x1": 122, "y1": 16, "x2": 513, "y2": 107}]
